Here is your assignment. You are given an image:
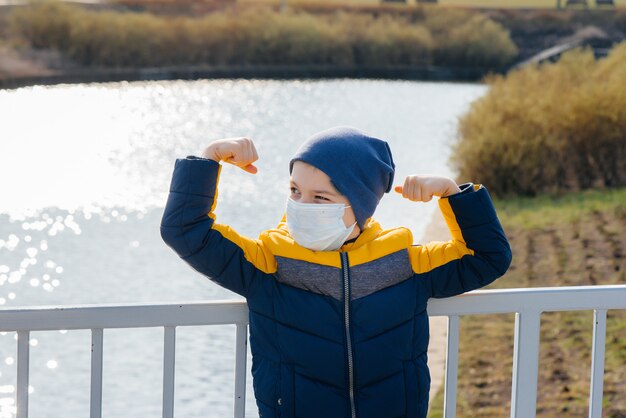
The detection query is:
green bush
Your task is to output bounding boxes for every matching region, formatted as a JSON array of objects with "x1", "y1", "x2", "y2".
[
  {"x1": 67, "y1": 11, "x2": 173, "y2": 66},
  {"x1": 332, "y1": 12, "x2": 433, "y2": 66},
  {"x1": 7, "y1": 0, "x2": 513, "y2": 69},
  {"x1": 424, "y1": 7, "x2": 518, "y2": 68},
  {"x1": 225, "y1": 9, "x2": 354, "y2": 65},
  {"x1": 451, "y1": 42, "x2": 626, "y2": 197},
  {"x1": 7, "y1": 0, "x2": 79, "y2": 50}
]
